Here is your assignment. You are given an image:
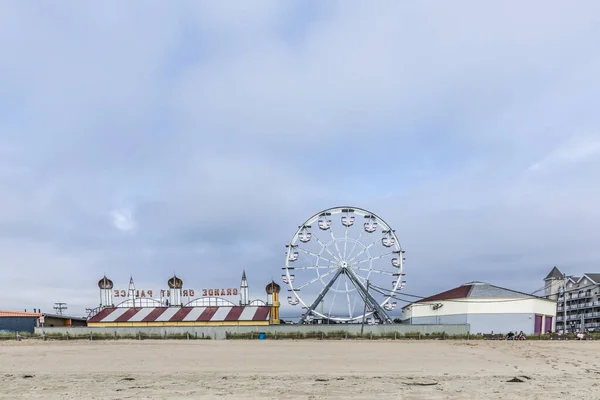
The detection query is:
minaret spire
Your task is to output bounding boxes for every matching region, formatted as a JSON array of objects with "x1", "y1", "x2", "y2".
[
  {"x1": 240, "y1": 269, "x2": 249, "y2": 306},
  {"x1": 128, "y1": 276, "x2": 135, "y2": 299}
]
